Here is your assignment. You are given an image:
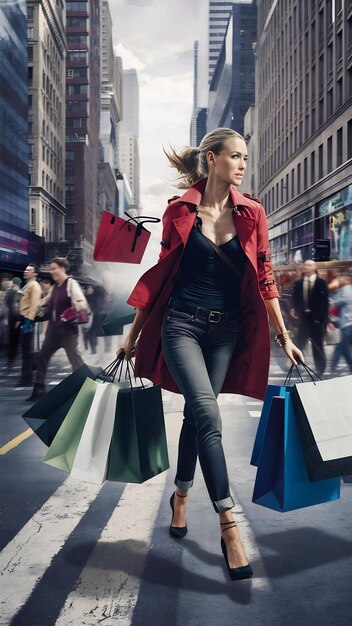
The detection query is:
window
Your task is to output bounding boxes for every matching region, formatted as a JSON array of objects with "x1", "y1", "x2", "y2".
[
  {"x1": 66, "y1": 69, "x2": 74, "y2": 78},
  {"x1": 28, "y1": 66, "x2": 33, "y2": 84},
  {"x1": 297, "y1": 163, "x2": 301, "y2": 194},
  {"x1": 348, "y1": 119, "x2": 352, "y2": 160},
  {"x1": 303, "y1": 157, "x2": 308, "y2": 190},
  {"x1": 318, "y1": 144, "x2": 324, "y2": 179},
  {"x1": 67, "y1": 51, "x2": 88, "y2": 63},
  {"x1": 27, "y1": 6, "x2": 34, "y2": 20},
  {"x1": 66, "y1": 150, "x2": 75, "y2": 160},
  {"x1": 311, "y1": 151, "x2": 315, "y2": 185},
  {"x1": 28, "y1": 46, "x2": 33, "y2": 61},
  {"x1": 327, "y1": 135, "x2": 333, "y2": 172},
  {"x1": 336, "y1": 127, "x2": 343, "y2": 166},
  {"x1": 27, "y1": 27, "x2": 33, "y2": 38}
]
